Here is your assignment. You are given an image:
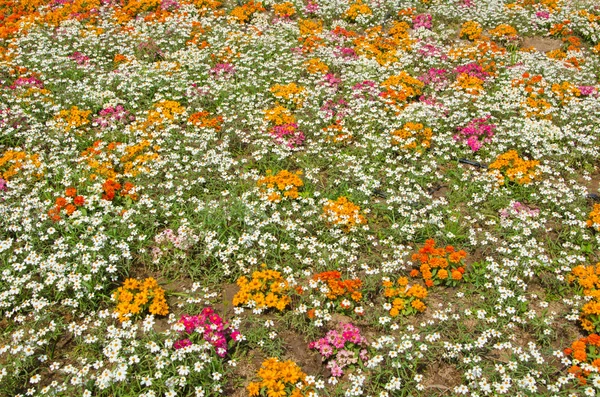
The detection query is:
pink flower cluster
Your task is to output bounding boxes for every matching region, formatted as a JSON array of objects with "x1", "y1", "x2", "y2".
[
  {"x1": 418, "y1": 68, "x2": 449, "y2": 91},
  {"x1": 9, "y1": 76, "x2": 44, "y2": 90},
  {"x1": 304, "y1": 1, "x2": 318, "y2": 14},
  {"x1": 418, "y1": 43, "x2": 447, "y2": 59},
  {"x1": 69, "y1": 52, "x2": 90, "y2": 66},
  {"x1": 579, "y1": 86, "x2": 598, "y2": 96},
  {"x1": 500, "y1": 201, "x2": 540, "y2": 219},
  {"x1": 174, "y1": 307, "x2": 240, "y2": 358},
  {"x1": 210, "y1": 63, "x2": 235, "y2": 79},
  {"x1": 413, "y1": 14, "x2": 432, "y2": 30},
  {"x1": 336, "y1": 47, "x2": 358, "y2": 59},
  {"x1": 320, "y1": 98, "x2": 349, "y2": 121},
  {"x1": 454, "y1": 63, "x2": 490, "y2": 81},
  {"x1": 270, "y1": 123, "x2": 305, "y2": 148},
  {"x1": 453, "y1": 115, "x2": 496, "y2": 151},
  {"x1": 535, "y1": 11, "x2": 550, "y2": 19},
  {"x1": 323, "y1": 73, "x2": 342, "y2": 89},
  {"x1": 351, "y1": 80, "x2": 379, "y2": 100},
  {"x1": 151, "y1": 226, "x2": 198, "y2": 263},
  {"x1": 160, "y1": 0, "x2": 180, "y2": 11},
  {"x1": 93, "y1": 105, "x2": 134, "y2": 128},
  {"x1": 309, "y1": 323, "x2": 368, "y2": 377}
]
